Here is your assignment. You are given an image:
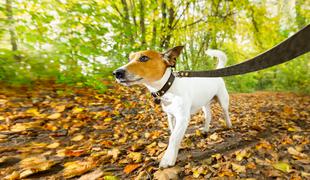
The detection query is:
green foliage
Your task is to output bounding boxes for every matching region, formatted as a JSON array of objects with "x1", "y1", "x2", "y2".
[{"x1": 0, "y1": 0, "x2": 309, "y2": 93}]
